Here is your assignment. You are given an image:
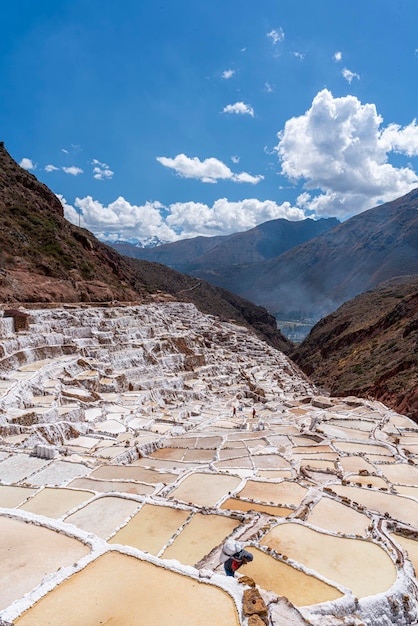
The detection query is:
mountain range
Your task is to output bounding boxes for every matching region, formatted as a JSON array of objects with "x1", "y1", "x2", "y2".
[
  {"x1": 1, "y1": 141, "x2": 417, "y2": 421},
  {"x1": 115, "y1": 192, "x2": 418, "y2": 323},
  {"x1": 111, "y1": 216, "x2": 339, "y2": 273}
]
